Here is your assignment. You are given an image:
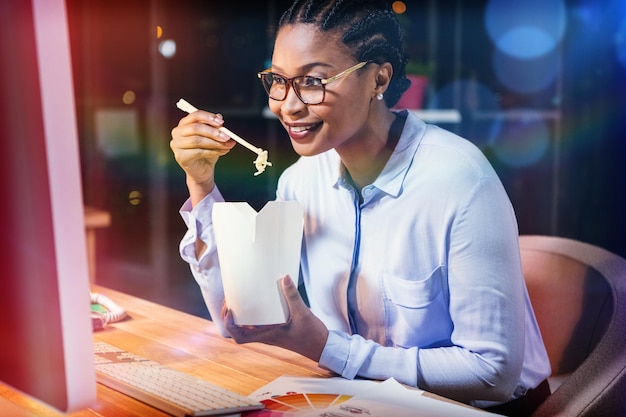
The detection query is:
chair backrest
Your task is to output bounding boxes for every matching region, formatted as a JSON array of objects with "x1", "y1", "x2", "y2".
[{"x1": 519, "y1": 235, "x2": 626, "y2": 416}]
